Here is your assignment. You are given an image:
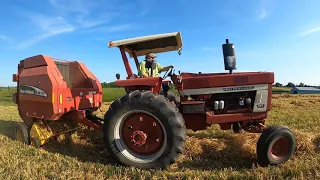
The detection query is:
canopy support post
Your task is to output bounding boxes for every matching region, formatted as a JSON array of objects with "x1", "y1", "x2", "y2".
[{"x1": 119, "y1": 46, "x2": 133, "y2": 78}]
